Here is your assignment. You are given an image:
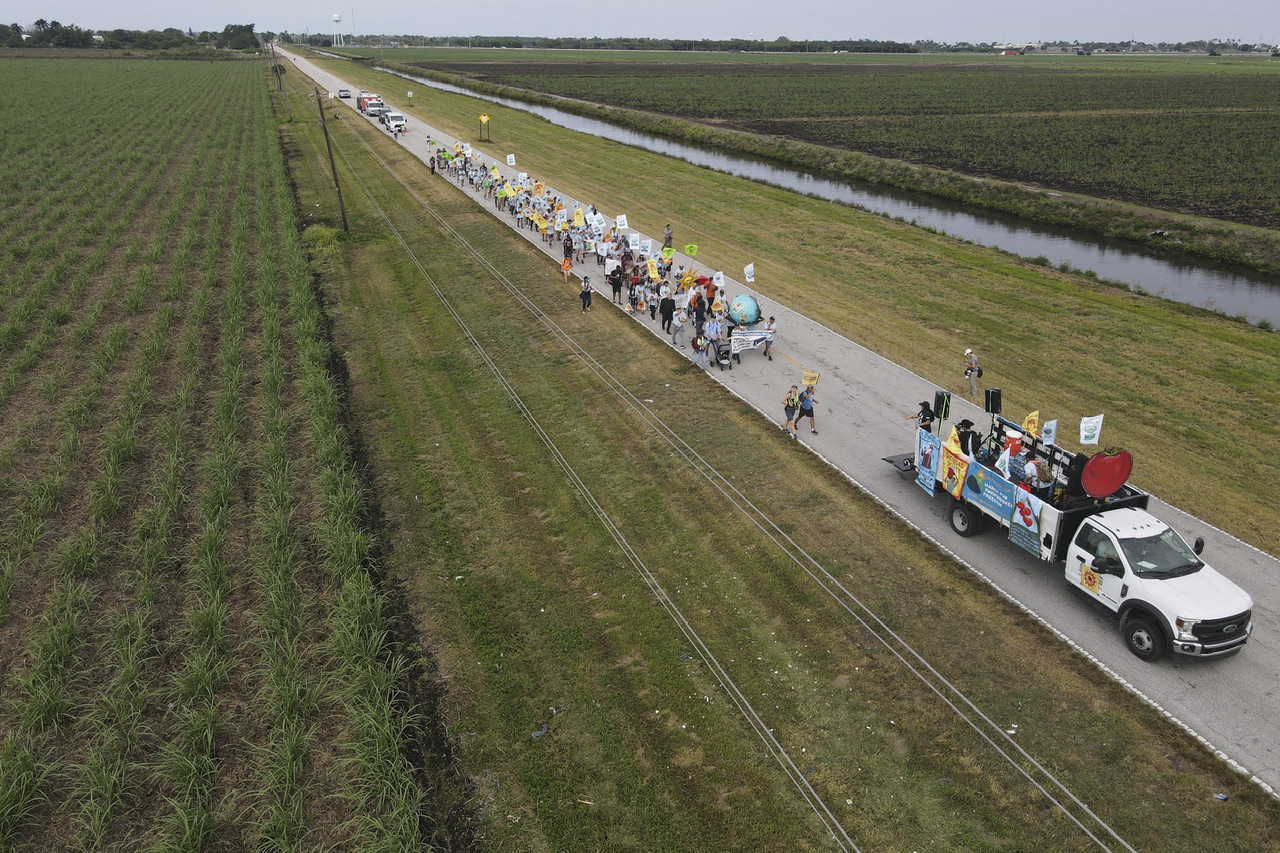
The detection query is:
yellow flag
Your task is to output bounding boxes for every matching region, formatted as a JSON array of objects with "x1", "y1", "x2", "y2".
[
  {"x1": 453, "y1": 141, "x2": 462, "y2": 152},
  {"x1": 1022, "y1": 410, "x2": 1042, "y2": 437},
  {"x1": 647, "y1": 257, "x2": 660, "y2": 280},
  {"x1": 534, "y1": 181, "x2": 545, "y2": 196},
  {"x1": 802, "y1": 371, "x2": 821, "y2": 387},
  {"x1": 574, "y1": 208, "x2": 586, "y2": 227}
]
